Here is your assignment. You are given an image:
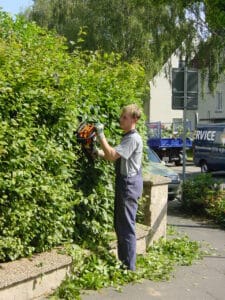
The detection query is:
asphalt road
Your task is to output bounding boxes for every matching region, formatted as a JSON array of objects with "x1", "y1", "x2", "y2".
[
  {"x1": 169, "y1": 161, "x2": 201, "y2": 177},
  {"x1": 169, "y1": 161, "x2": 225, "y2": 189}
]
